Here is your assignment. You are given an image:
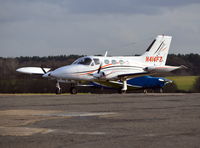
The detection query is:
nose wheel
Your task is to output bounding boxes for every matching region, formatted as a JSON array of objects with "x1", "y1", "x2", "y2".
[
  {"x1": 69, "y1": 83, "x2": 78, "y2": 94},
  {"x1": 55, "y1": 81, "x2": 78, "y2": 94},
  {"x1": 70, "y1": 87, "x2": 78, "y2": 94}
]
